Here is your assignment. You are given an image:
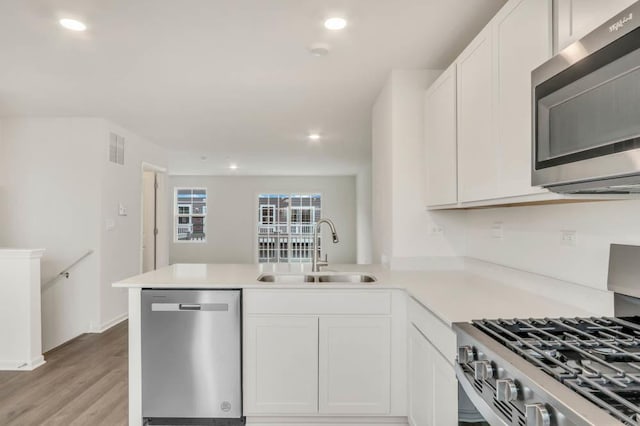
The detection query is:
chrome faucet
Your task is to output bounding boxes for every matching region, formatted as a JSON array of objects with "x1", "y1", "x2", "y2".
[{"x1": 312, "y1": 219, "x2": 339, "y2": 272}]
